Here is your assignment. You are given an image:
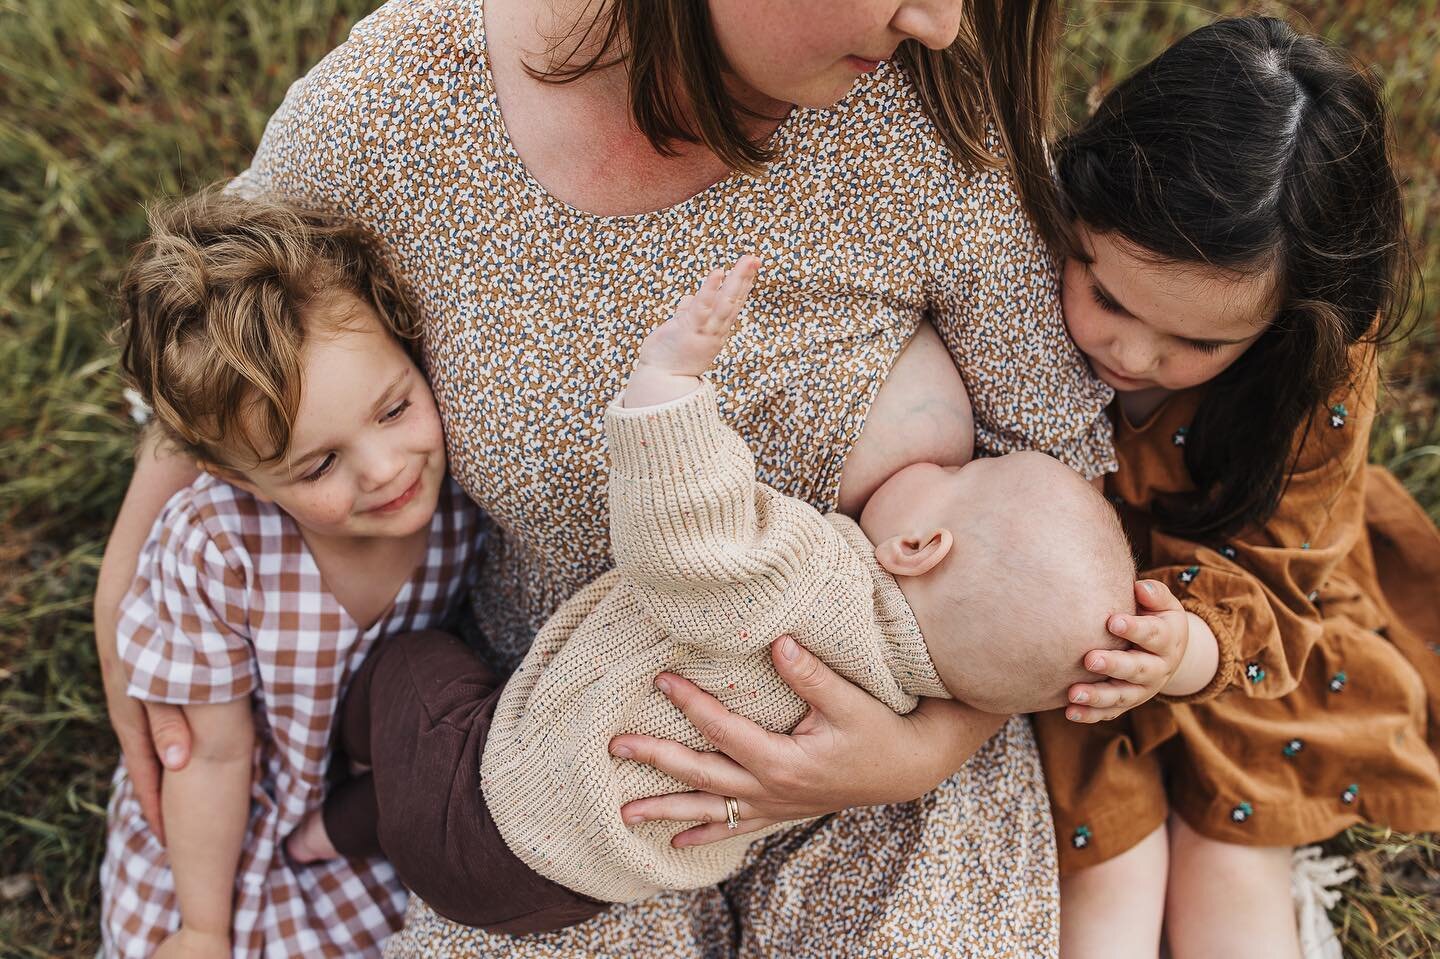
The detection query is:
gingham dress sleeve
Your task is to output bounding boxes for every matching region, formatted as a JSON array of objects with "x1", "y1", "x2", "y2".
[
  {"x1": 924, "y1": 133, "x2": 1117, "y2": 480},
  {"x1": 117, "y1": 499, "x2": 257, "y2": 705}
]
